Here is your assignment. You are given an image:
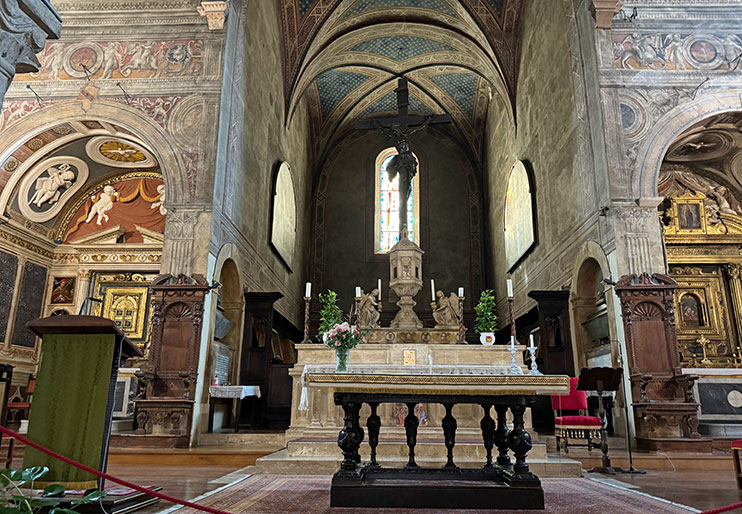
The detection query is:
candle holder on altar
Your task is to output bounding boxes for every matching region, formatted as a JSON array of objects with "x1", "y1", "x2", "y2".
[
  {"x1": 301, "y1": 296, "x2": 312, "y2": 344},
  {"x1": 527, "y1": 346, "x2": 542, "y2": 375},
  {"x1": 509, "y1": 346, "x2": 524, "y2": 375}
]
